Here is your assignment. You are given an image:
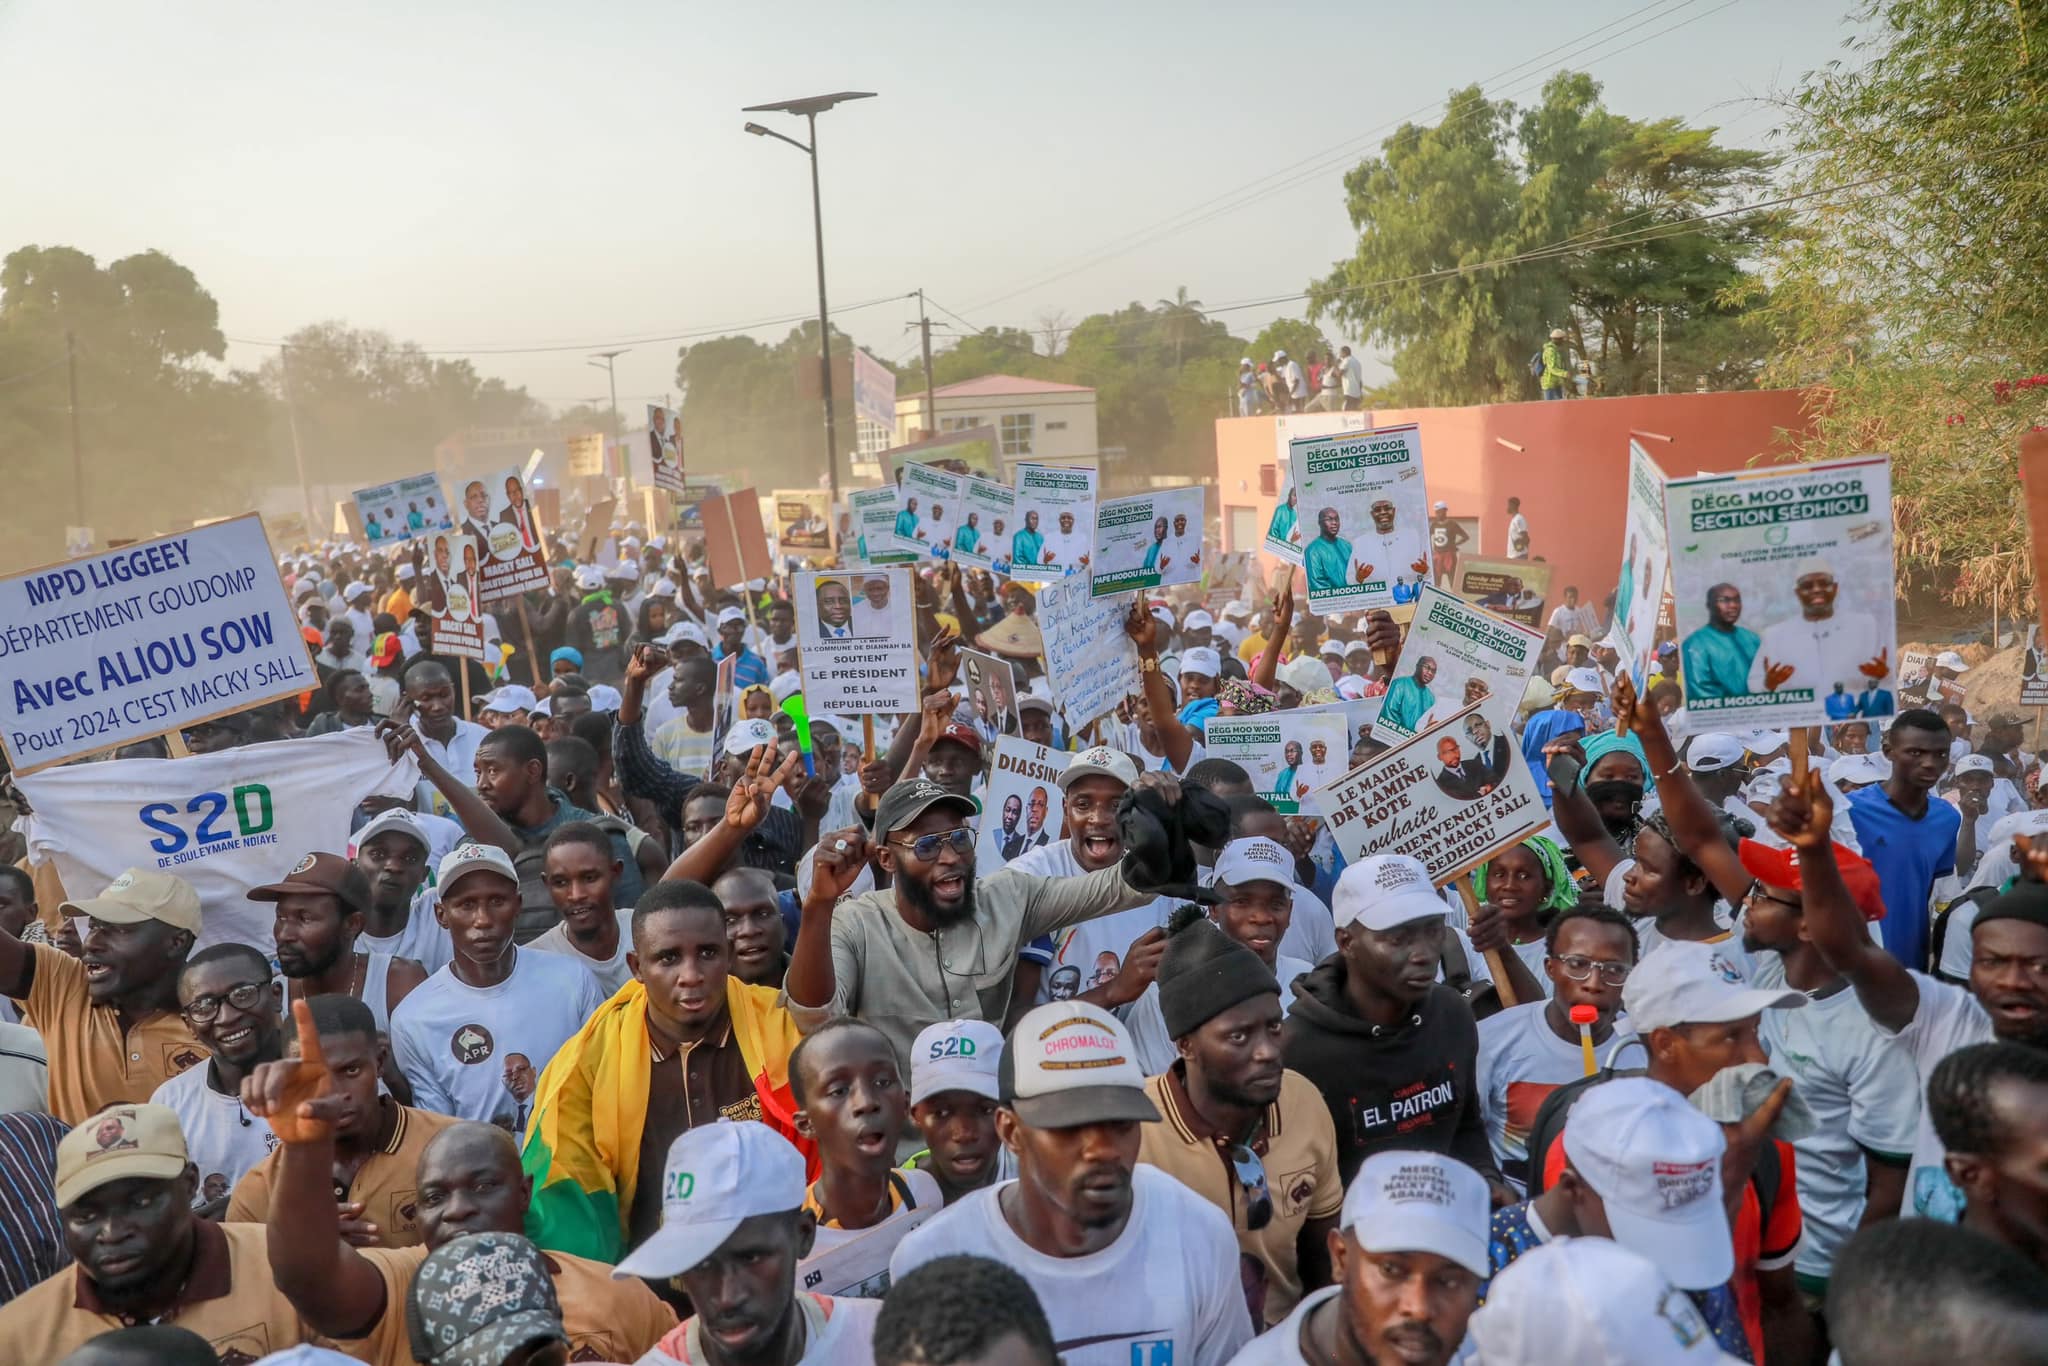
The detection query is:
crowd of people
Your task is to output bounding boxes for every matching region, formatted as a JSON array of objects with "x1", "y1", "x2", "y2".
[{"x1": 0, "y1": 506, "x2": 2045, "y2": 1366}]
